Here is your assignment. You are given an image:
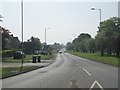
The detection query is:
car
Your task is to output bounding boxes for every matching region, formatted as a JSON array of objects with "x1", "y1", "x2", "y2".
[
  {"x1": 59, "y1": 51, "x2": 62, "y2": 54},
  {"x1": 13, "y1": 51, "x2": 25, "y2": 59},
  {"x1": 34, "y1": 50, "x2": 39, "y2": 55},
  {"x1": 40, "y1": 51, "x2": 48, "y2": 55},
  {"x1": 64, "y1": 50, "x2": 66, "y2": 53}
]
